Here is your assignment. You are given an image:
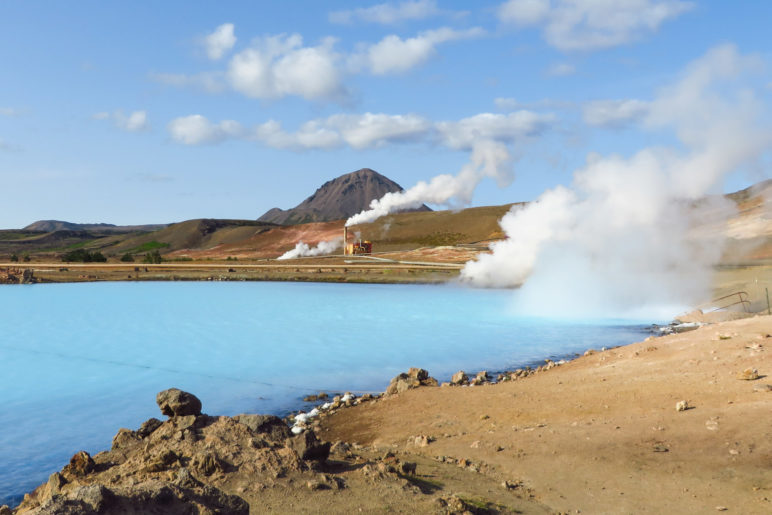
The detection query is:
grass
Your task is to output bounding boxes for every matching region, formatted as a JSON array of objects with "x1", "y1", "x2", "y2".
[{"x1": 129, "y1": 240, "x2": 170, "y2": 253}]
